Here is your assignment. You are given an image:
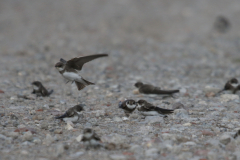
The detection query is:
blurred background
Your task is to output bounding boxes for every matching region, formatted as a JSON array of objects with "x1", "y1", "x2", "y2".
[{"x1": 0, "y1": 0, "x2": 240, "y2": 57}]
